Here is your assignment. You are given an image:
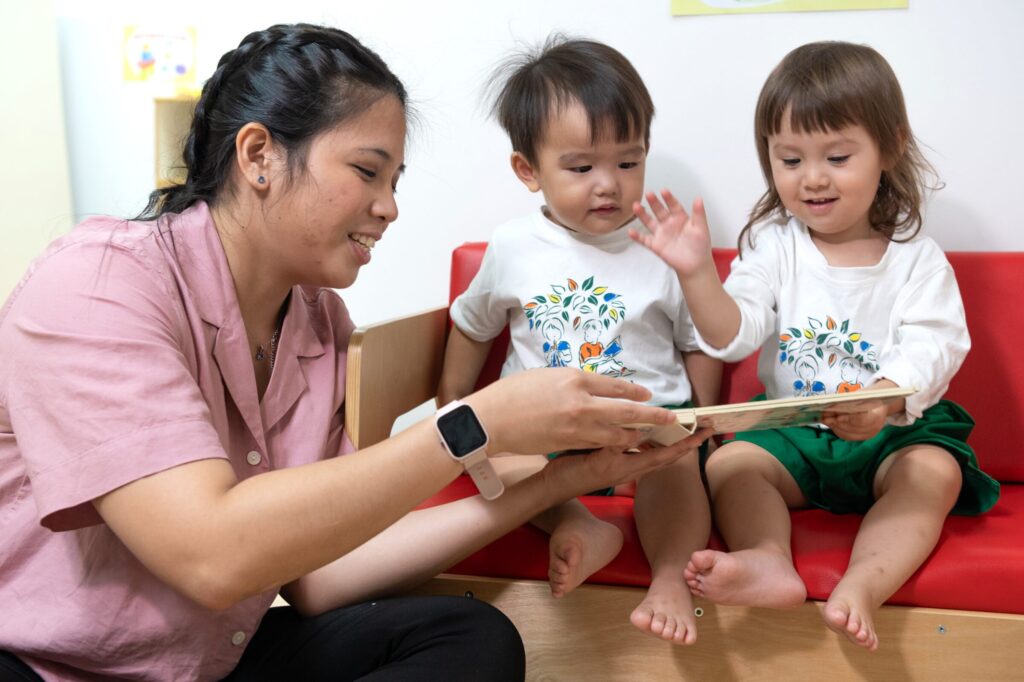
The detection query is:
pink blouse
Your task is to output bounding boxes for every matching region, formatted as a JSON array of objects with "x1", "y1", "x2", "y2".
[{"x1": 0, "y1": 202, "x2": 356, "y2": 681}]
